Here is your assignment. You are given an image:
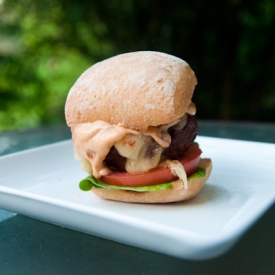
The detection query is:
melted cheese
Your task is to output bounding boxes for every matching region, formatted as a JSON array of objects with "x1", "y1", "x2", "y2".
[{"x1": 114, "y1": 134, "x2": 164, "y2": 173}]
